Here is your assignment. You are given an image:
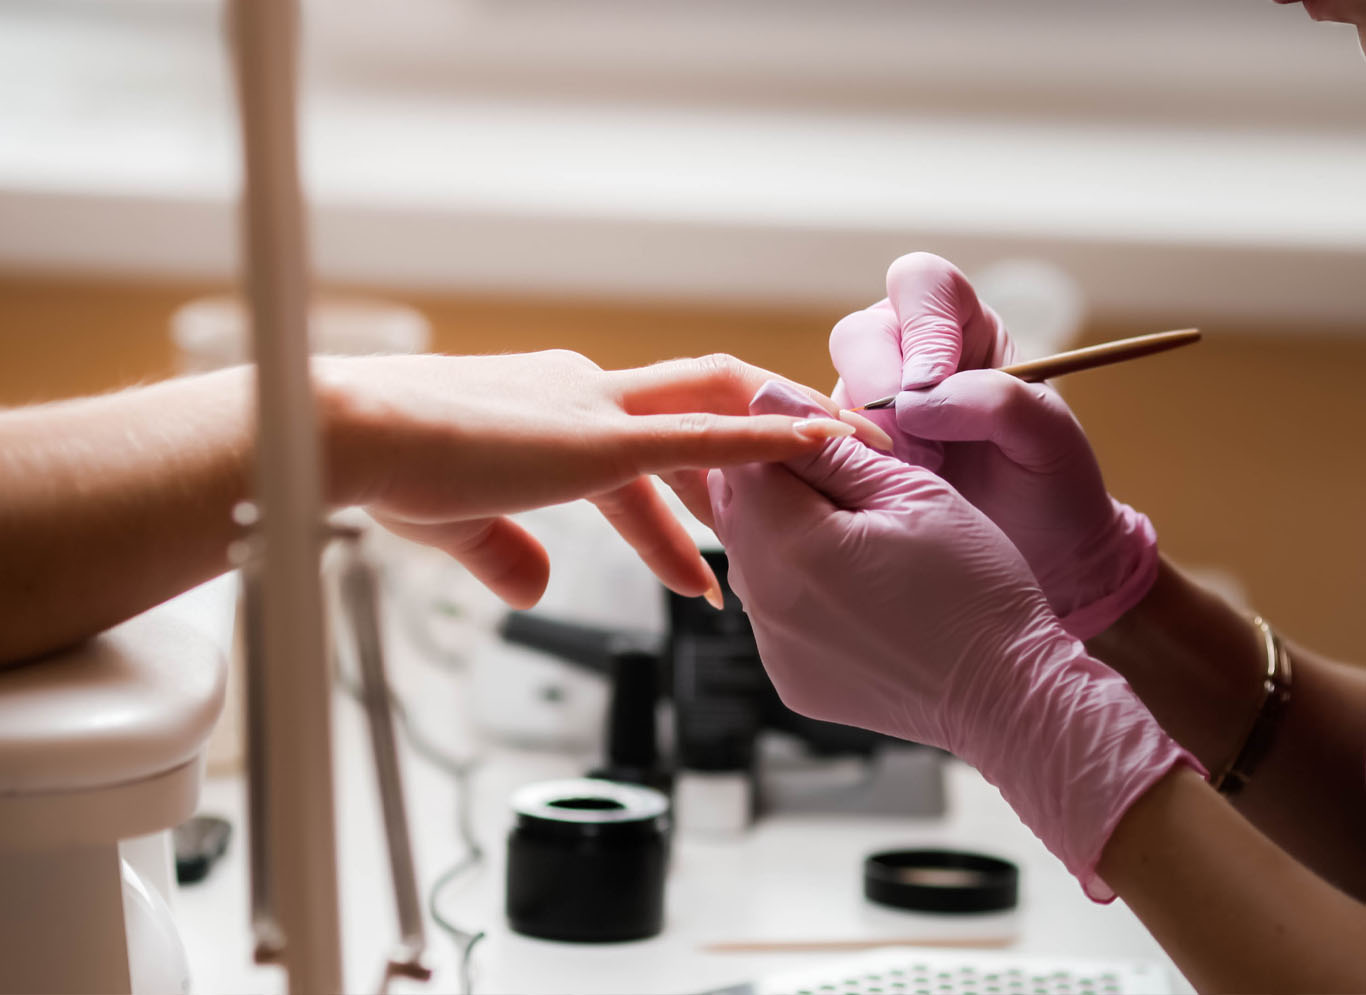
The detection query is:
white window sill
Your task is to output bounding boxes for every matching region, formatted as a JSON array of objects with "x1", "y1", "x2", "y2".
[{"x1": 2, "y1": 3, "x2": 1365, "y2": 327}]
